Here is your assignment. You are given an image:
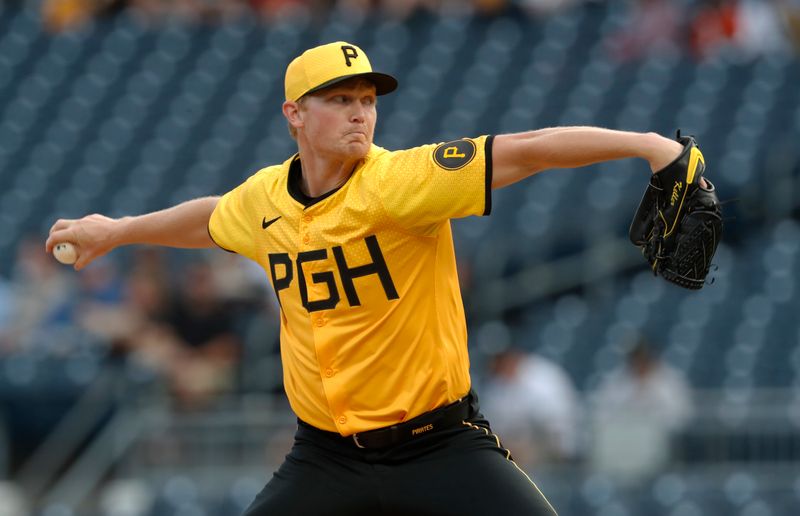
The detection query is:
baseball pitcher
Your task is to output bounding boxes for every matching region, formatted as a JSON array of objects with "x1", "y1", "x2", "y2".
[{"x1": 46, "y1": 41, "x2": 719, "y2": 515}]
